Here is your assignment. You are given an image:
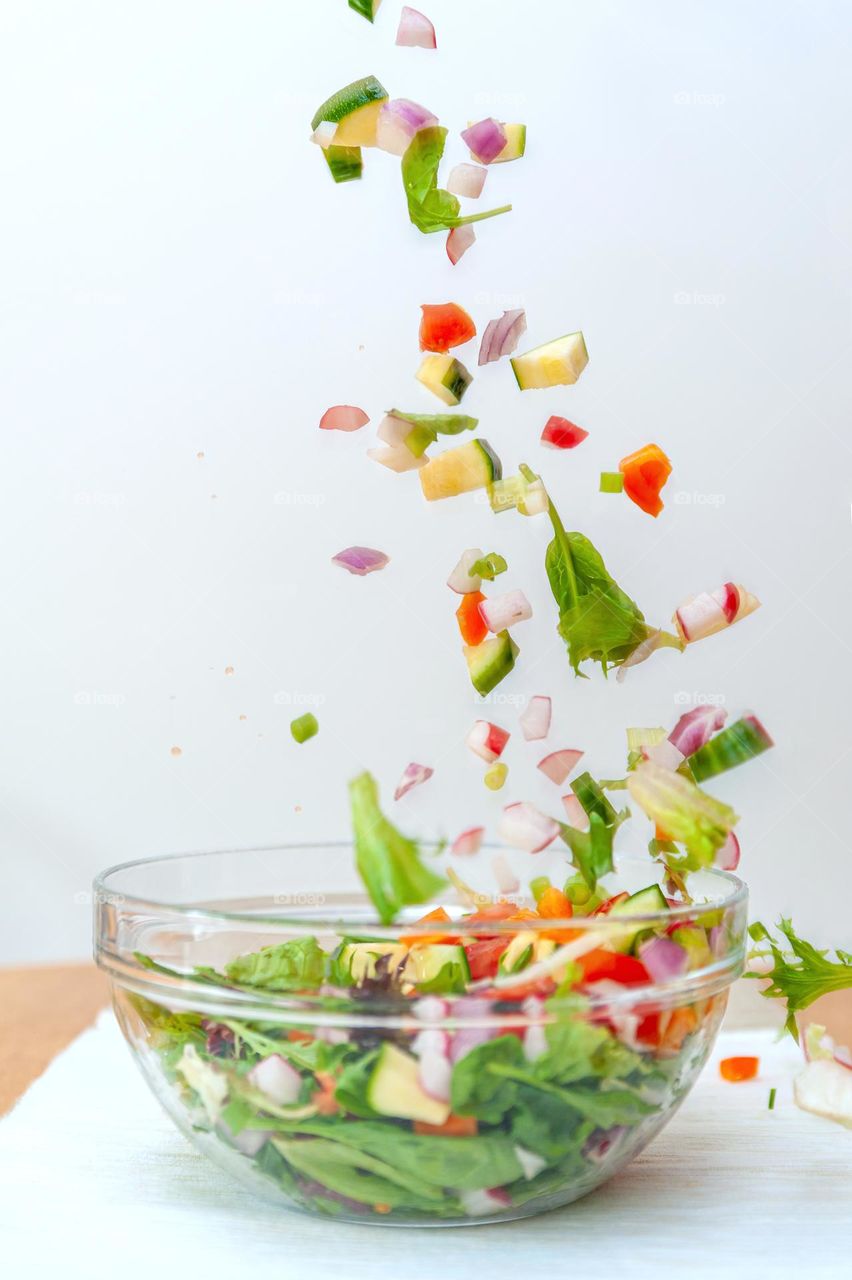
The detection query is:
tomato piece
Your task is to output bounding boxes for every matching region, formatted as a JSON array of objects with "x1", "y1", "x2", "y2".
[
  {"x1": 401, "y1": 906, "x2": 459, "y2": 947},
  {"x1": 618, "y1": 443, "x2": 672, "y2": 517},
  {"x1": 419, "y1": 303, "x2": 477, "y2": 353},
  {"x1": 537, "y1": 887, "x2": 573, "y2": 919},
  {"x1": 456, "y1": 591, "x2": 488, "y2": 645},
  {"x1": 719, "y1": 1055, "x2": 759, "y2": 1082},
  {"x1": 540, "y1": 416, "x2": 589, "y2": 450},
  {"x1": 414, "y1": 1114, "x2": 479, "y2": 1137},
  {"x1": 577, "y1": 949, "x2": 651, "y2": 987},
  {"x1": 463, "y1": 937, "x2": 506, "y2": 980}
]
